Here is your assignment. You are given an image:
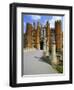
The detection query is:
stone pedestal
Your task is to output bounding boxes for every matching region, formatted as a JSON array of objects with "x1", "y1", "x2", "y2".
[
  {"x1": 43, "y1": 38, "x2": 46, "y2": 51},
  {"x1": 43, "y1": 38, "x2": 50, "y2": 56},
  {"x1": 46, "y1": 46, "x2": 49, "y2": 56},
  {"x1": 38, "y1": 44, "x2": 40, "y2": 50},
  {"x1": 51, "y1": 44, "x2": 58, "y2": 65}
]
